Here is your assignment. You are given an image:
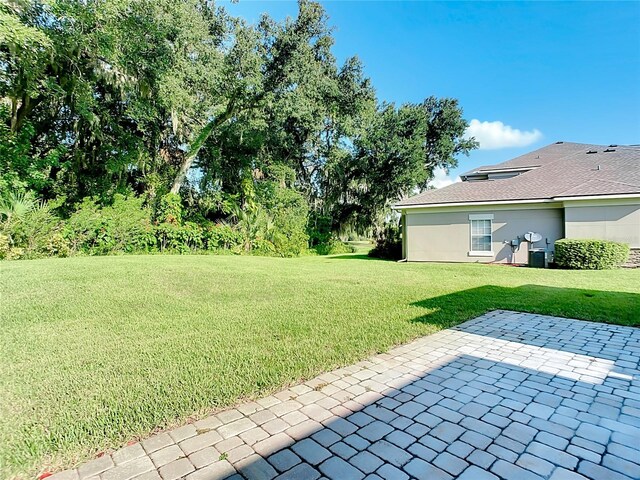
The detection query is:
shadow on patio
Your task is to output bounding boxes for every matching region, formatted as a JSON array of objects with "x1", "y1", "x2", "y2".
[{"x1": 229, "y1": 311, "x2": 639, "y2": 479}]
